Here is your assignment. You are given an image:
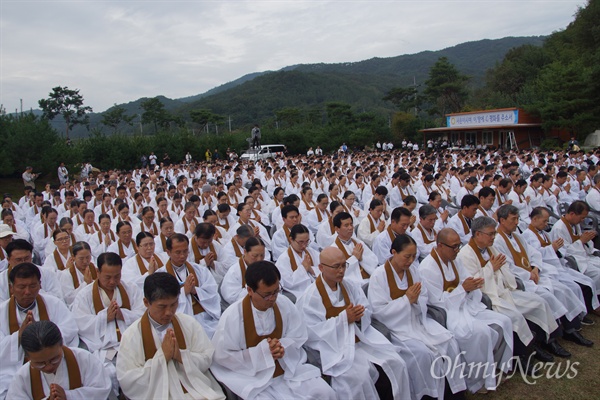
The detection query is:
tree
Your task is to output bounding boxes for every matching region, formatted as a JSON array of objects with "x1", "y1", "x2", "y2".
[
  {"x1": 140, "y1": 97, "x2": 171, "y2": 133},
  {"x1": 383, "y1": 86, "x2": 421, "y2": 114},
  {"x1": 101, "y1": 105, "x2": 135, "y2": 133},
  {"x1": 325, "y1": 102, "x2": 354, "y2": 125},
  {"x1": 190, "y1": 109, "x2": 224, "y2": 133},
  {"x1": 423, "y1": 57, "x2": 469, "y2": 120},
  {"x1": 38, "y1": 86, "x2": 93, "y2": 140}
]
